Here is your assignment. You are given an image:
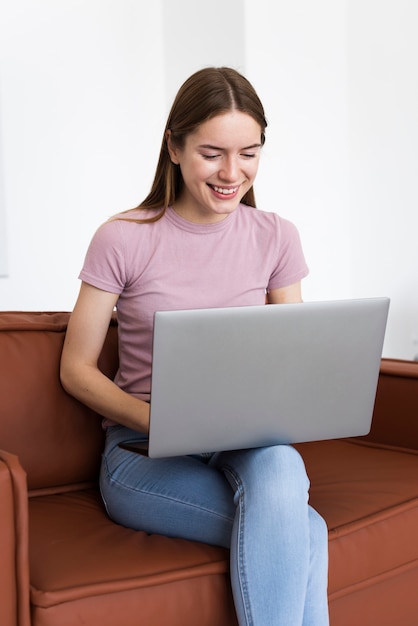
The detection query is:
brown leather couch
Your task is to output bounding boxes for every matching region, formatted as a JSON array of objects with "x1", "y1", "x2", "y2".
[{"x1": 1, "y1": 311, "x2": 417, "y2": 626}]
